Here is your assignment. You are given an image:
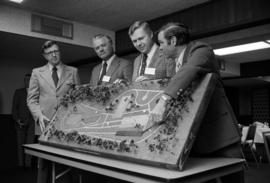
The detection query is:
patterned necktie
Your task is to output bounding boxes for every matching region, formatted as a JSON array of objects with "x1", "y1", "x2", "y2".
[
  {"x1": 98, "y1": 62, "x2": 107, "y2": 85},
  {"x1": 52, "y1": 66, "x2": 59, "y2": 87},
  {"x1": 139, "y1": 54, "x2": 147, "y2": 76}
]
